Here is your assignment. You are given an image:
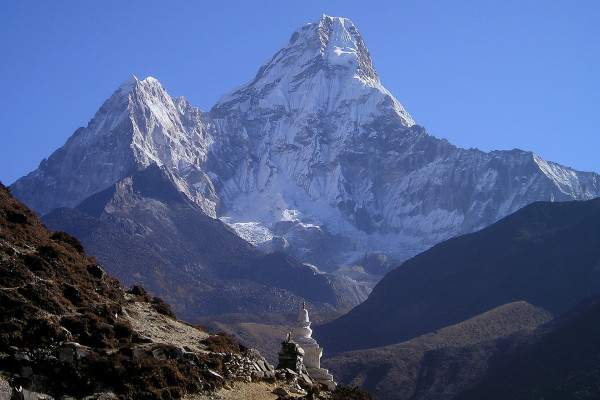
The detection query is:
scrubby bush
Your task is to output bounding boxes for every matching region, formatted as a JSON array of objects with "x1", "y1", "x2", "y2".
[
  {"x1": 151, "y1": 296, "x2": 176, "y2": 318},
  {"x1": 75, "y1": 351, "x2": 205, "y2": 399},
  {"x1": 50, "y1": 230, "x2": 85, "y2": 253},
  {"x1": 202, "y1": 332, "x2": 247, "y2": 354},
  {"x1": 332, "y1": 385, "x2": 374, "y2": 400},
  {"x1": 127, "y1": 285, "x2": 152, "y2": 302}
]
